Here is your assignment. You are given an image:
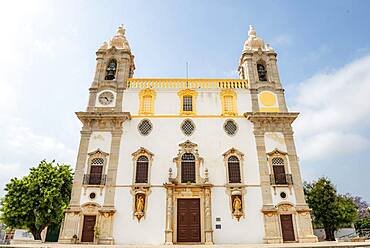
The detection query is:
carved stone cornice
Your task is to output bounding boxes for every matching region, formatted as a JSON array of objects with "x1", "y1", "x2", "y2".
[
  {"x1": 245, "y1": 112, "x2": 298, "y2": 134},
  {"x1": 76, "y1": 111, "x2": 131, "y2": 131}
]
